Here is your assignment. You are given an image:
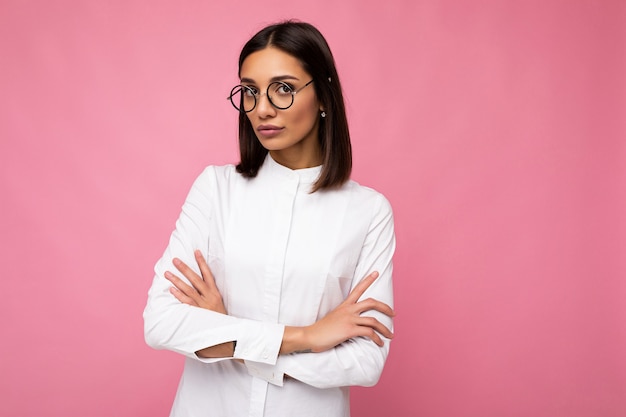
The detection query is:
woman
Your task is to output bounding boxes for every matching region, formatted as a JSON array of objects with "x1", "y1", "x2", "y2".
[{"x1": 144, "y1": 21, "x2": 396, "y2": 417}]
